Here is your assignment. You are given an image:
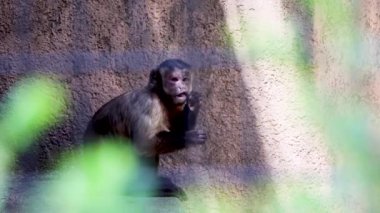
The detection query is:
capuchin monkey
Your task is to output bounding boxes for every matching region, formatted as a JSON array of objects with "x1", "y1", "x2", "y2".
[{"x1": 84, "y1": 59, "x2": 207, "y2": 200}]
